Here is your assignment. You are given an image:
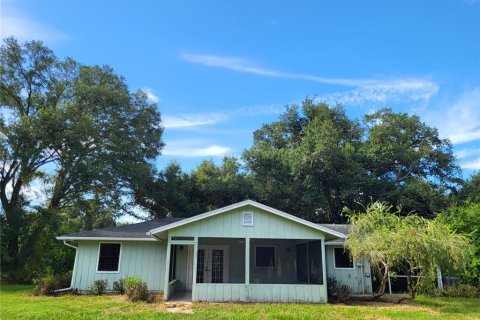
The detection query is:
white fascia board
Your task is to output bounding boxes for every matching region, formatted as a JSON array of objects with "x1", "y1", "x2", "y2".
[
  {"x1": 147, "y1": 199, "x2": 347, "y2": 239},
  {"x1": 56, "y1": 236, "x2": 158, "y2": 241},
  {"x1": 325, "y1": 241, "x2": 345, "y2": 246}
]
